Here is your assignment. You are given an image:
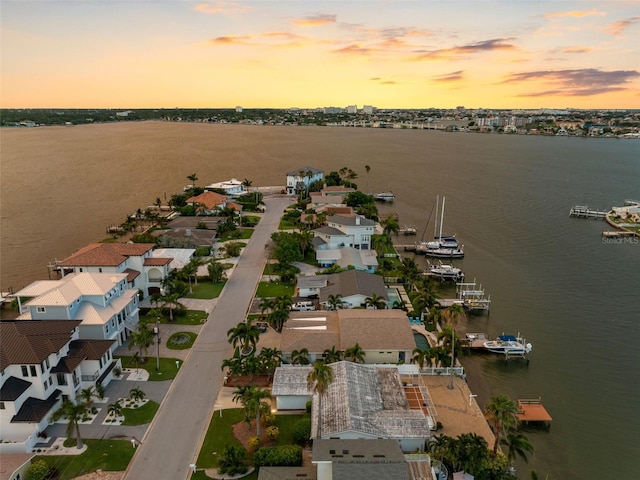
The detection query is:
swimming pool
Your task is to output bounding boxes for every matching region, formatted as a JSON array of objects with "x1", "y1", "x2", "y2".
[
  {"x1": 413, "y1": 331, "x2": 430, "y2": 350},
  {"x1": 386, "y1": 287, "x2": 401, "y2": 308}
]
